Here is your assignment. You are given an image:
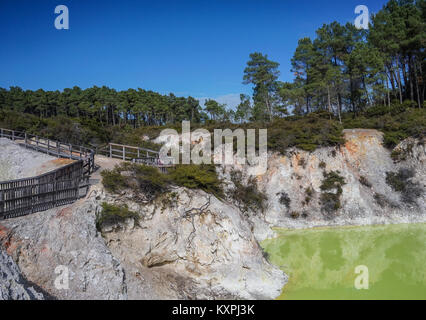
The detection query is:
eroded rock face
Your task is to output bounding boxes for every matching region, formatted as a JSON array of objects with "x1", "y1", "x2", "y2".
[
  {"x1": 0, "y1": 250, "x2": 44, "y2": 300},
  {"x1": 0, "y1": 183, "x2": 286, "y2": 300},
  {"x1": 0, "y1": 198, "x2": 127, "y2": 300},
  {"x1": 223, "y1": 130, "x2": 425, "y2": 239},
  {"x1": 100, "y1": 187, "x2": 287, "y2": 300}
]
